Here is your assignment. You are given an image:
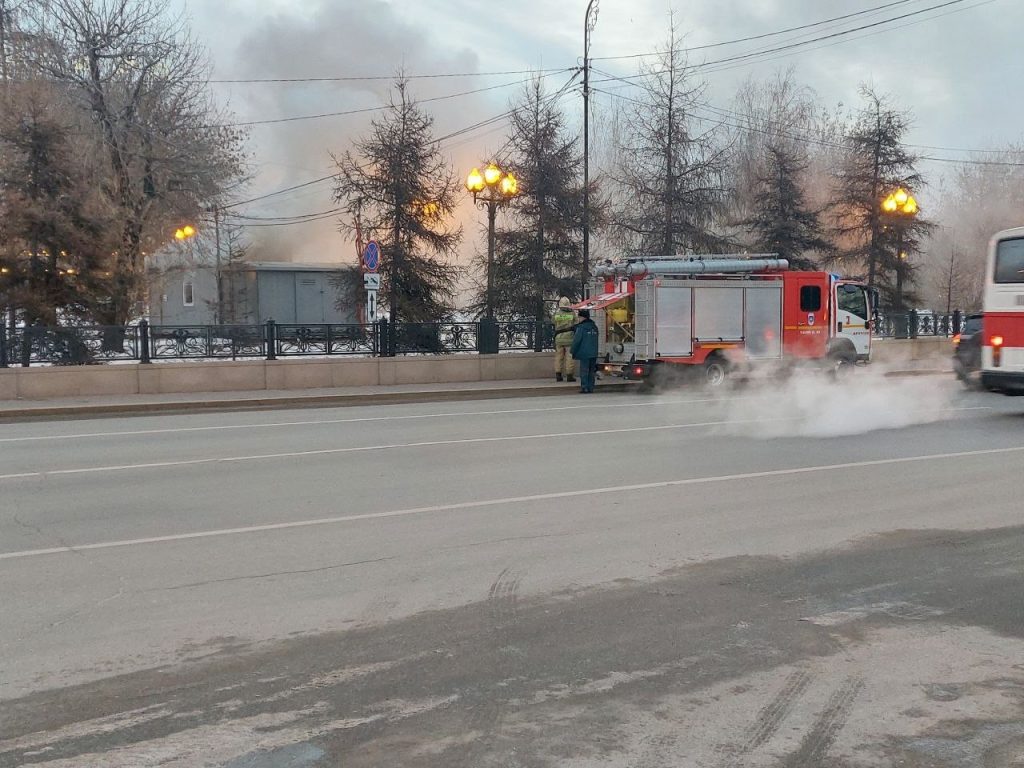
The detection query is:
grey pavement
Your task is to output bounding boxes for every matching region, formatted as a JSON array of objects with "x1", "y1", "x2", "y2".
[{"x1": 0, "y1": 372, "x2": 1021, "y2": 767}]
